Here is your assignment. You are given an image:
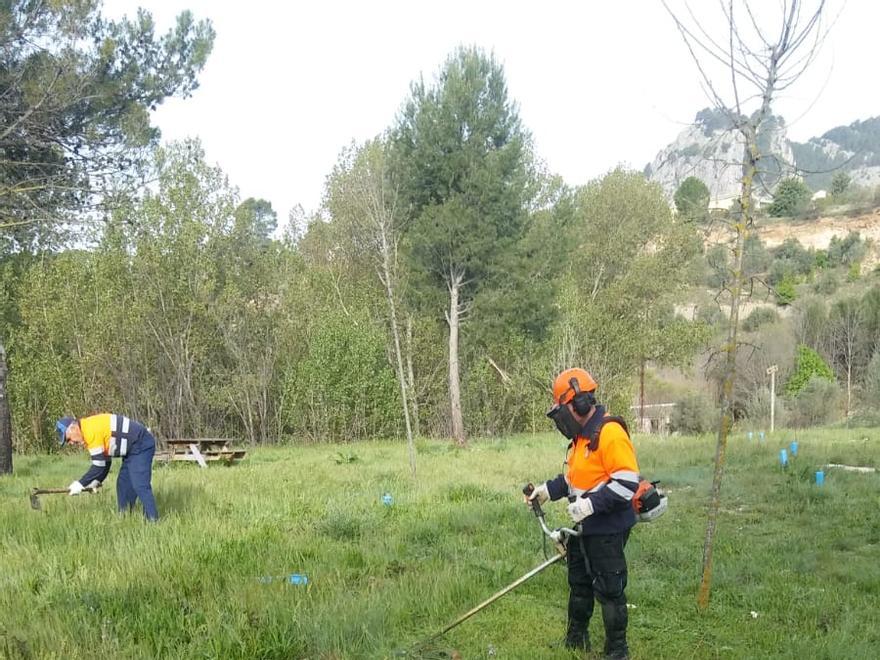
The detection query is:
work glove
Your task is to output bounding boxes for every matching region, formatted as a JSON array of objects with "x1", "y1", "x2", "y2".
[
  {"x1": 86, "y1": 480, "x2": 101, "y2": 490},
  {"x1": 567, "y1": 496, "x2": 594, "y2": 523},
  {"x1": 525, "y1": 482, "x2": 550, "y2": 510},
  {"x1": 68, "y1": 480, "x2": 84, "y2": 496}
]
